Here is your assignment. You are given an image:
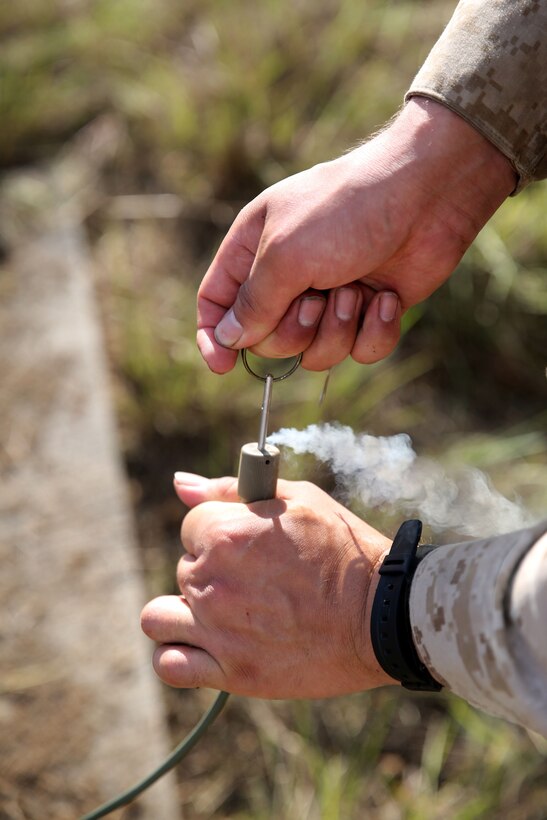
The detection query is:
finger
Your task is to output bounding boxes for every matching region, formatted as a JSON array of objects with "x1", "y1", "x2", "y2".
[
  {"x1": 249, "y1": 290, "x2": 326, "y2": 360},
  {"x1": 141, "y1": 594, "x2": 203, "y2": 645},
  {"x1": 153, "y1": 644, "x2": 225, "y2": 690},
  {"x1": 175, "y1": 479, "x2": 283, "y2": 560},
  {"x1": 174, "y1": 472, "x2": 306, "y2": 509},
  {"x1": 300, "y1": 285, "x2": 366, "y2": 371},
  {"x1": 173, "y1": 473, "x2": 240, "y2": 508},
  {"x1": 351, "y1": 291, "x2": 401, "y2": 364}
]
